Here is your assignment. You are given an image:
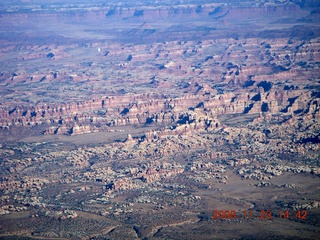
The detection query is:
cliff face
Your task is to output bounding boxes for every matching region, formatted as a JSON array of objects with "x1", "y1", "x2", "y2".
[
  {"x1": 1, "y1": 85, "x2": 319, "y2": 137},
  {"x1": 0, "y1": 33, "x2": 319, "y2": 136},
  {"x1": 0, "y1": 4, "x2": 306, "y2": 22},
  {"x1": 0, "y1": 1, "x2": 319, "y2": 138},
  {"x1": 0, "y1": 2, "x2": 311, "y2": 44},
  {"x1": 224, "y1": 5, "x2": 305, "y2": 19}
]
